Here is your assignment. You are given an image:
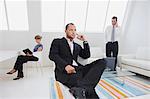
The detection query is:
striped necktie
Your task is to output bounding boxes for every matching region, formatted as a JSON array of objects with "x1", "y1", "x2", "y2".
[{"x1": 111, "y1": 27, "x2": 115, "y2": 42}]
